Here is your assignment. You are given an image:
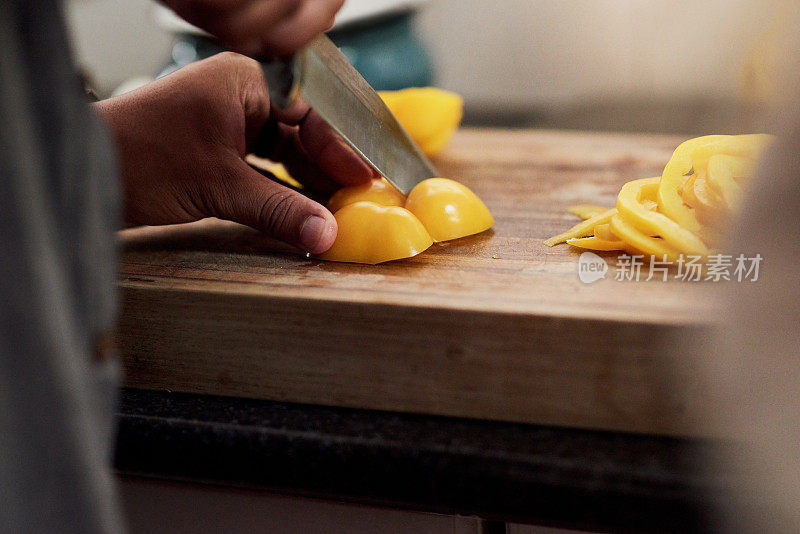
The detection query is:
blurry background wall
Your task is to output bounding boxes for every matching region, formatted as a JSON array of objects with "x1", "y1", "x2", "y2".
[{"x1": 66, "y1": 0, "x2": 793, "y2": 132}]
